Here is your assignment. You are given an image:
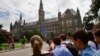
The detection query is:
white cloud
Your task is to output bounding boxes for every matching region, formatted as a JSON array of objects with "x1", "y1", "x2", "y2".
[{"x1": 0, "y1": 0, "x2": 91, "y2": 31}]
